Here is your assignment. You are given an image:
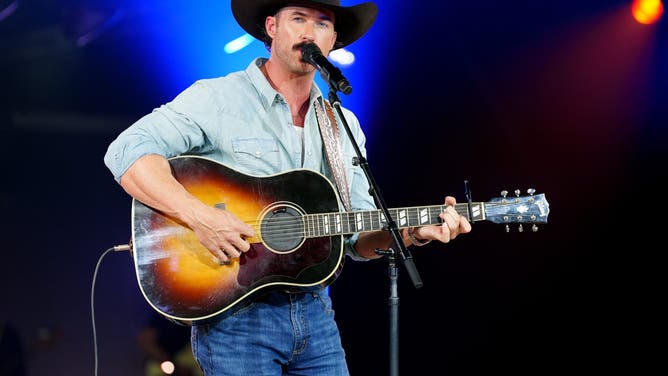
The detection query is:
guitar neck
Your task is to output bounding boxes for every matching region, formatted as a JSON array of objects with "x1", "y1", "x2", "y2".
[
  {"x1": 305, "y1": 191, "x2": 550, "y2": 238},
  {"x1": 305, "y1": 202, "x2": 481, "y2": 238}
]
